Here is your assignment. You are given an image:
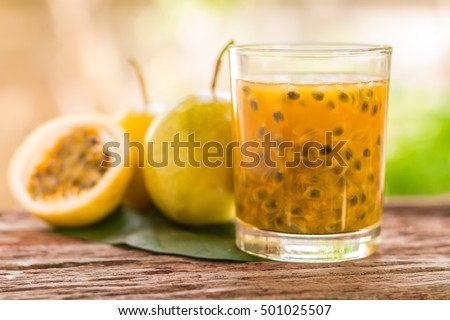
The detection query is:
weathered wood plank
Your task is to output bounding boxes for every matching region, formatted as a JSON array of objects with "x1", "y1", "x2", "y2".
[{"x1": 0, "y1": 204, "x2": 449, "y2": 299}]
